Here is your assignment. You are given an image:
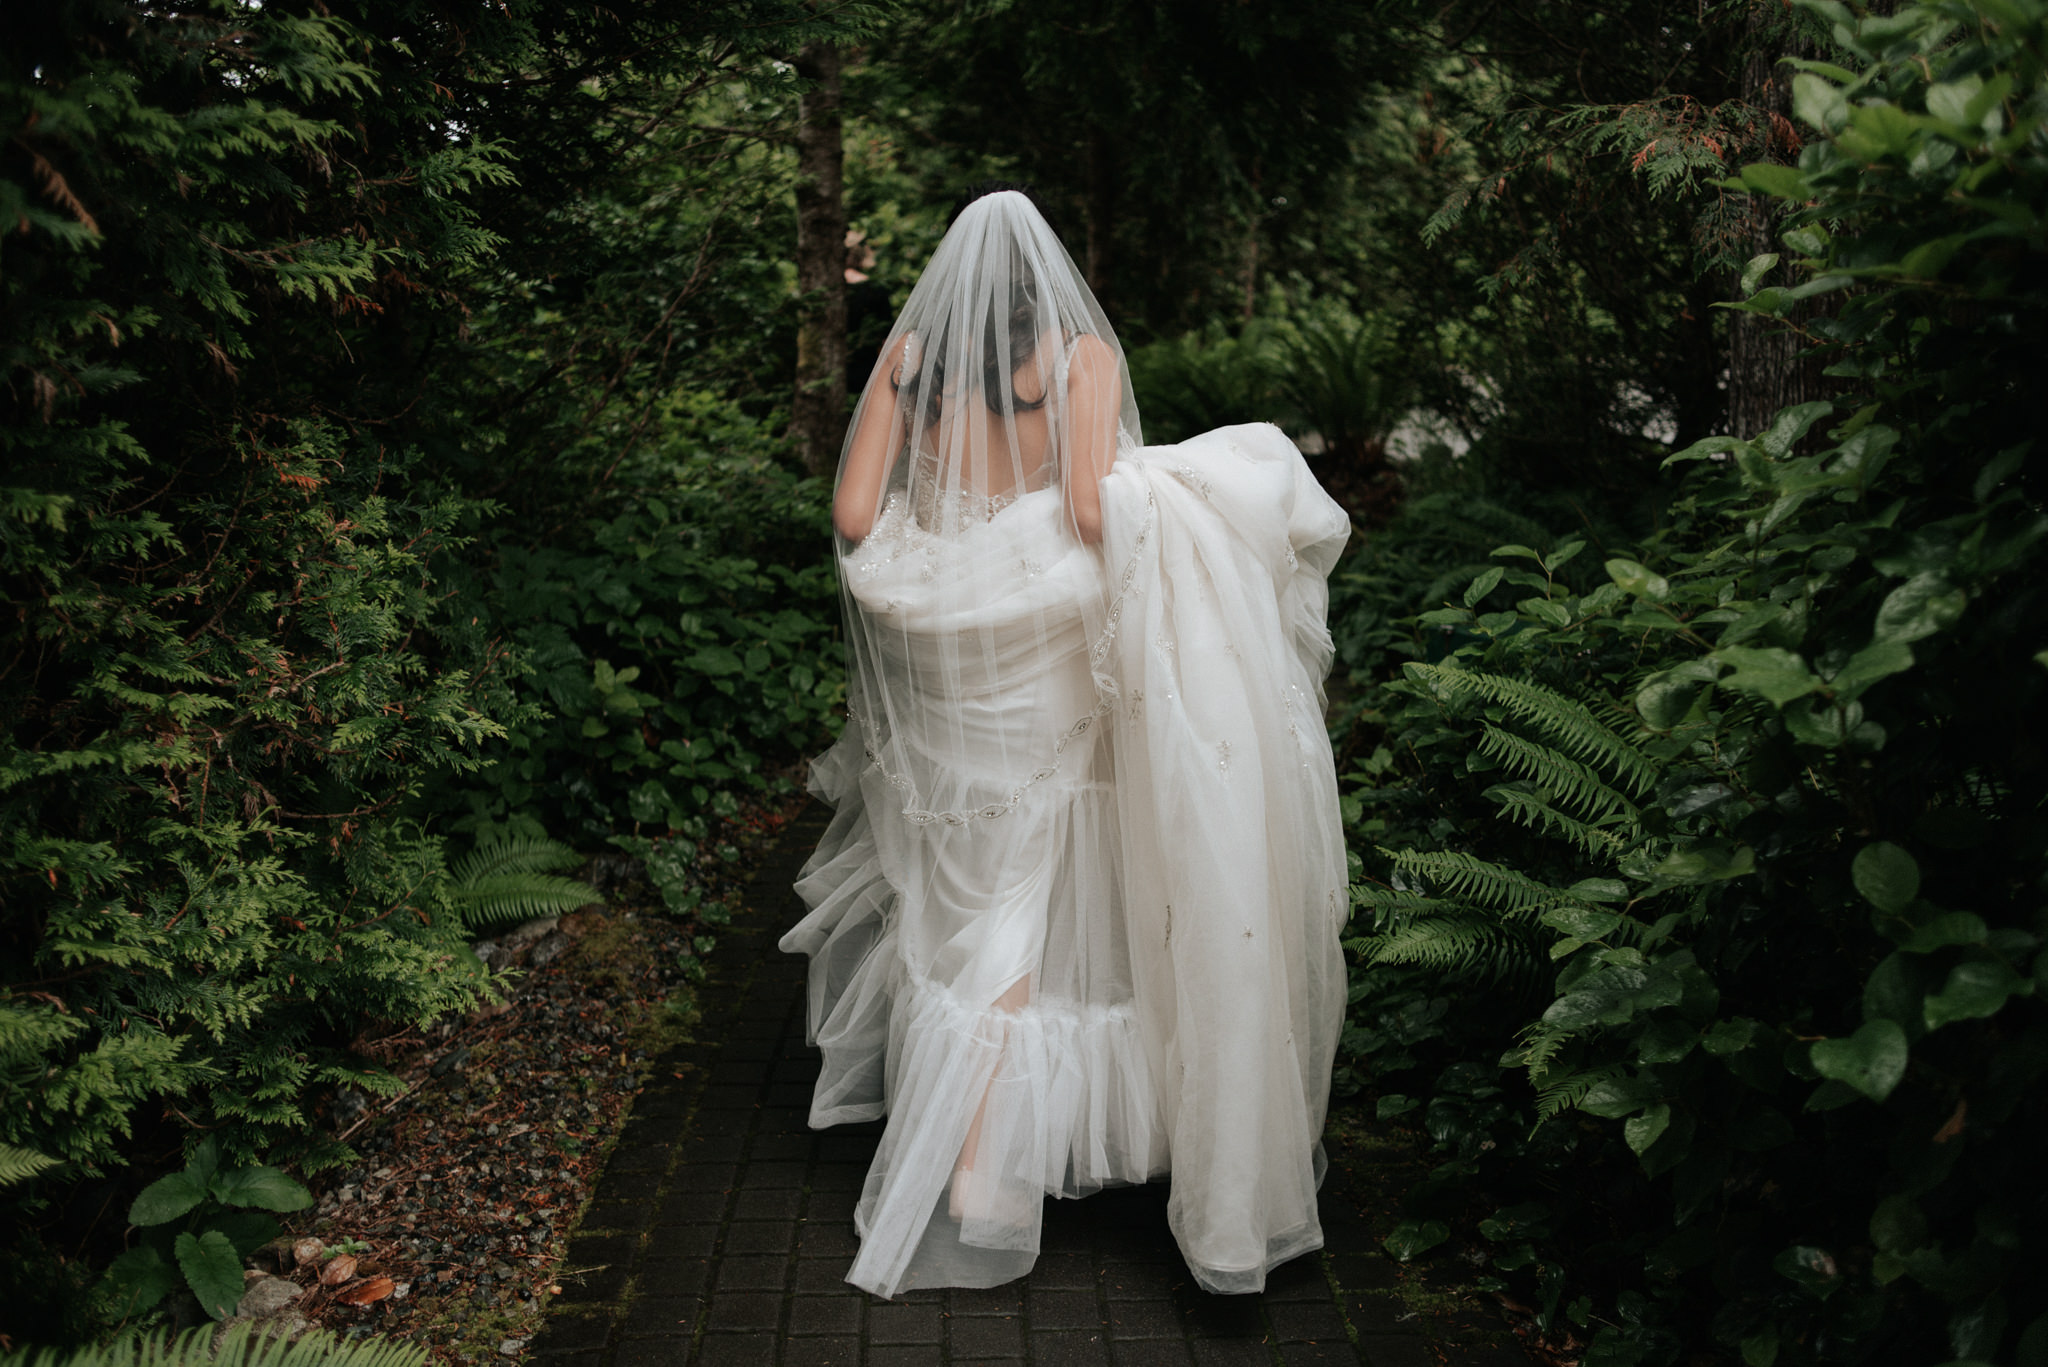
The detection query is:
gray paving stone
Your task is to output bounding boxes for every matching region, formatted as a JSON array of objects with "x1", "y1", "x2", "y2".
[
  {"x1": 1030, "y1": 1331, "x2": 1111, "y2": 1367},
  {"x1": 690, "y1": 1333, "x2": 779, "y2": 1366},
  {"x1": 864, "y1": 1348, "x2": 945, "y2": 1367},
  {"x1": 950, "y1": 1285, "x2": 1025, "y2": 1317},
  {"x1": 752, "y1": 1133, "x2": 817, "y2": 1161},
  {"x1": 1267, "y1": 1301, "x2": 1349, "y2": 1344},
  {"x1": 705, "y1": 1290, "x2": 783, "y2": 1333},
  {"x1": 782, "y1": 1337, "x2": 860, "y2": 1367},
  {"x1": 1102, "y1": 1263, "x2": 1187, "y2": 1300},
  {"x1": 620, "y1": 1296, "x2": 703, "y2": 1338},
  {"x1": 723, "y1": 1220, "x2": 799, "y2": 1254},
  {"x1": 867, "y1": 1300, "x2": 945, "y2": 1344},
  {"x1": 580, "y1": 1199, "x2": 654, "y2": 1233},
  {"x1": 743, "y1": 1160, "x2": 809, "y2": 1188},
  {"x1": 526, "y1": 1311, "x2": 612, "y2": 1354},
  {"x1": 1262, "y1": 1257, "x2": 1331, "y2": 1303},
  {"x1": 1190, "y1": 1342, "x2": 1274, "y2": 1367},
  {"x1": 658, "y1": 1189, "x2": 732, "y2": 1224},
  {"x1": 1276, "y1": 1344, "x2": 1362, "y2": 1366},
  {"x1": 639, "y1": 1256, "x2": 713, "y2": 1297},
  {"x1": 947, "y1": 1314, "x2": 1025, "y2": 1358},
  {"x1": 1339, "y1": 1292, "x2": 1415, "y2": 1337},
  {"x1": 1104, "y1": 1299, "x2": 1184, "y2": 1340},
  {"x1": 1109, "y1": 1341, "x2": 1195, "y2": 1367},
  {"x1": 798, "y1": 1221, "x2": 860, "y2": 1258},
  {"x1": 1354, "y1": 1339, "x2": 1434, "y2": 1367},
  {"x1": 1031, "y1": 1252, "x2": 1100, "y2": 1290},
  {"x1": 647, "y1": 1223, "x2": 719, "y2": 1257},
  {"x1": 715, "y1": 1253, "x2": 791, "y2": 1292},
  {"x1": 1030, "y1": 1289, "x2": 1104, "y2": 1330},
  {"x1": 733, "y1": 1187, "x2": 803, "y2": 1221},
  {"x1": 797, "y1": 1258, "x2": 857, "y2": 1293},
  {"x1": 789, "y1": 1294, "x2": 862, "y2": 1336}
]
